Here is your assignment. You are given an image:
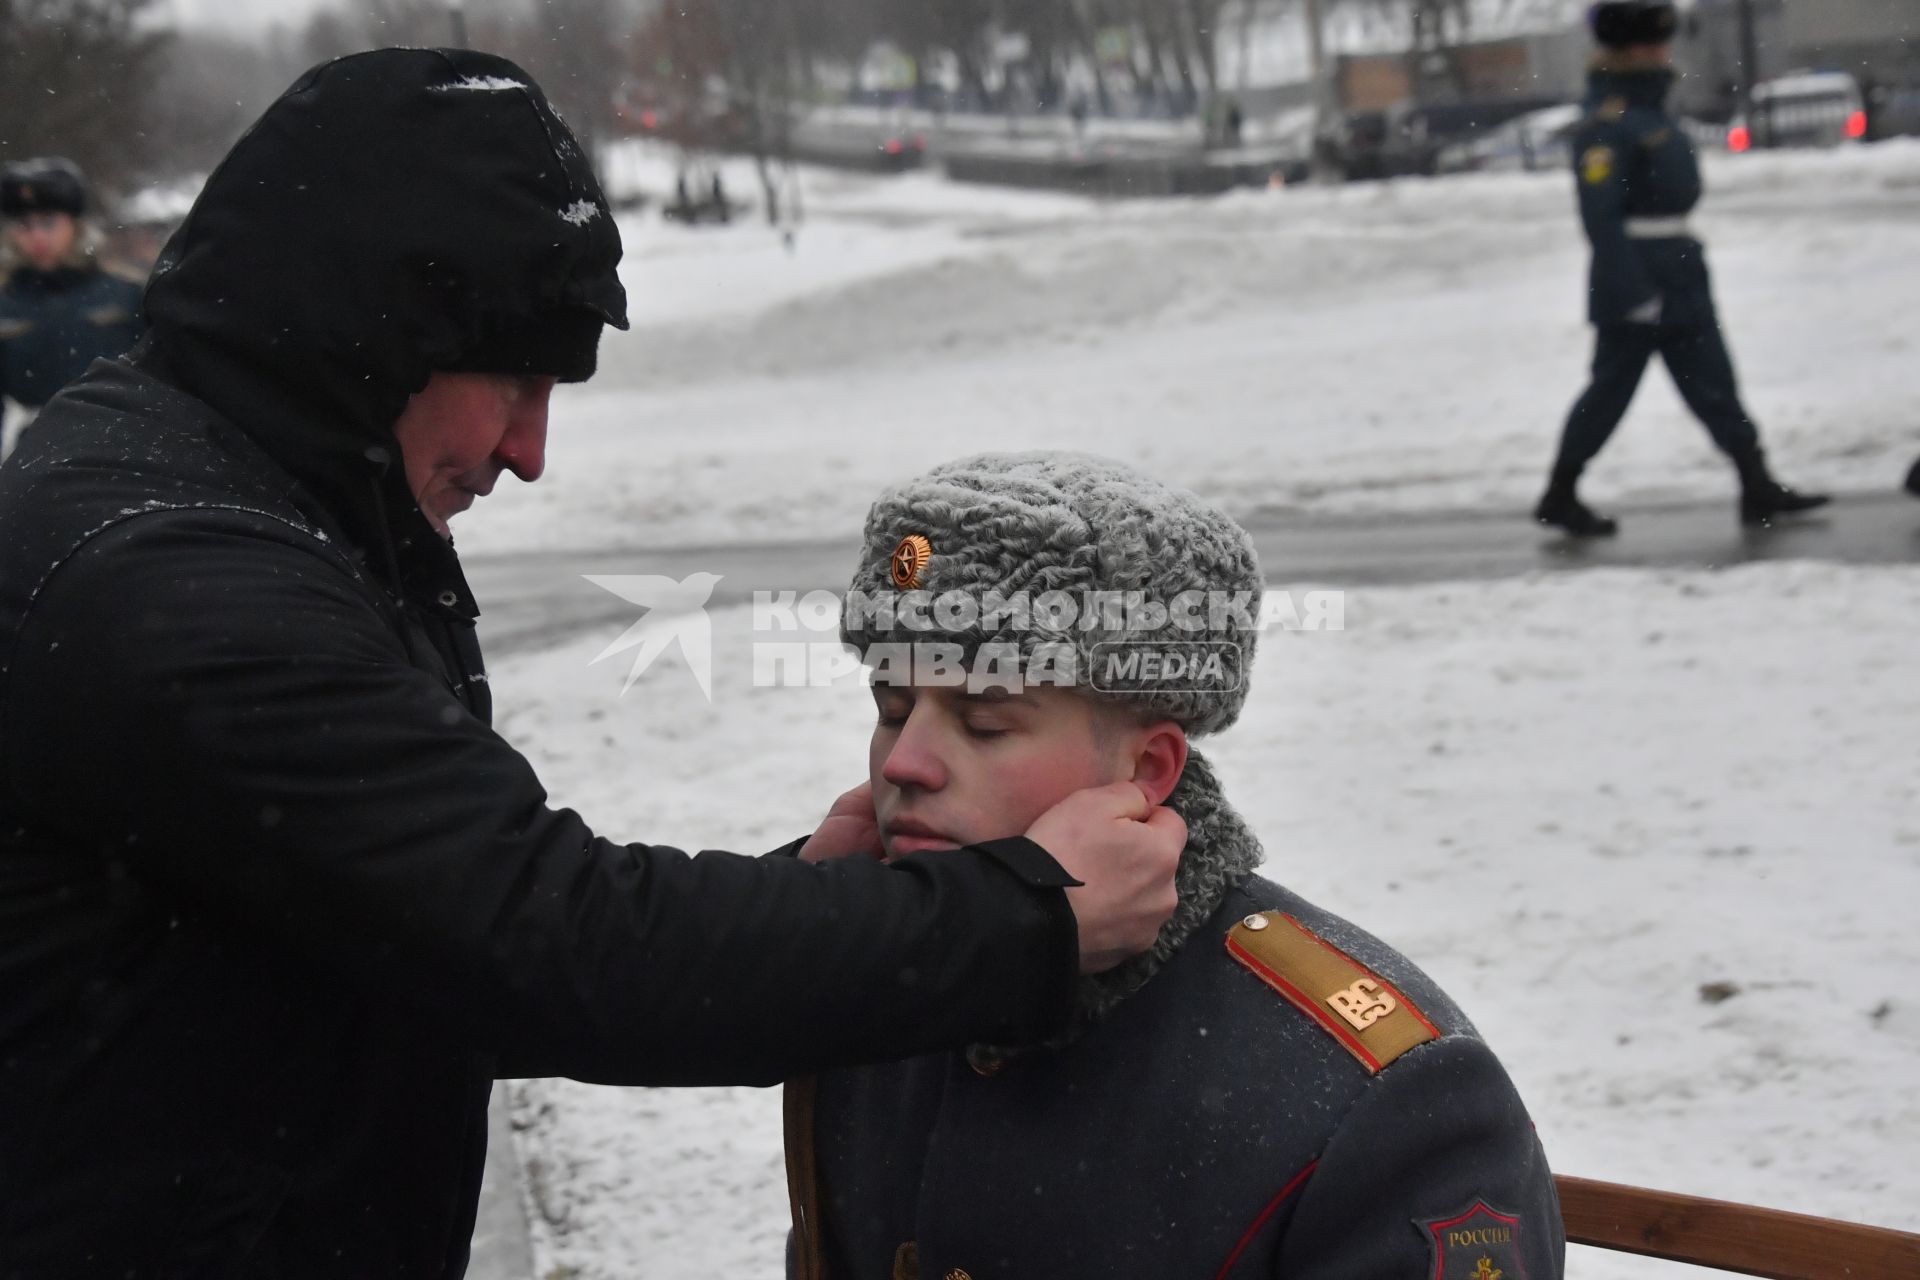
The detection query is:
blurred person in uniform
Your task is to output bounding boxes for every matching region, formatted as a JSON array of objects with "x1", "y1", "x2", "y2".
[
  {"x1": 1535, "y1": 1, "x2": 1829, "y2": 537},
  {"x1": 0, "y1": 157, "x2": 144, "y2": 455},
  {"x1": 786, "y1": 452, "x2": 1565, "y2": 1280},
  {"x1": 0, "y1": 50, "x2": 1185, "y2": 1275}
]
